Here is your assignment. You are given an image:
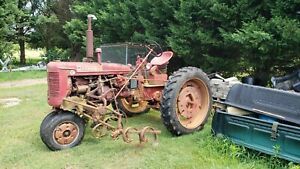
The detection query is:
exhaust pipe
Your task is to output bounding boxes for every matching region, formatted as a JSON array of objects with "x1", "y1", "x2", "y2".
[{"x1": 86, "y1": 14, "x2": 97, "y2": 59}]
